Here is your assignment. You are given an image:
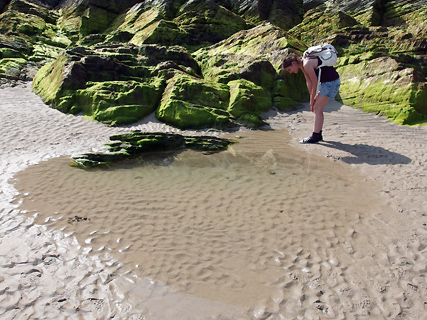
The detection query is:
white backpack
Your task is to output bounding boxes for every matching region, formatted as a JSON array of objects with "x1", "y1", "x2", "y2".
[
  {"x1": 303, "y1": 44, "x2": 338, "y2": 93},
  {"x1": 303, "y1": 44, "x2": 338, "y2": 67}
]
